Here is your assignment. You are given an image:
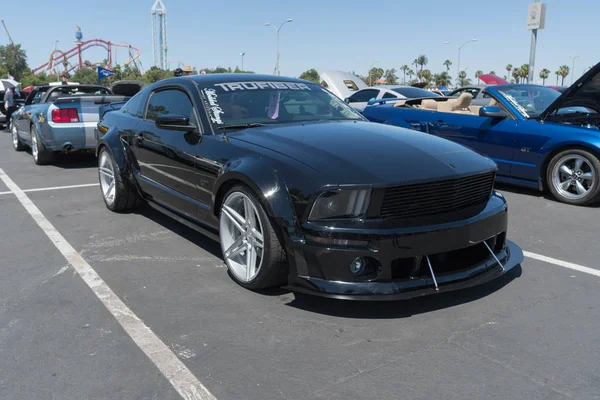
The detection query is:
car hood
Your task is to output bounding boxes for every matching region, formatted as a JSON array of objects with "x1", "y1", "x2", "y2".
[
  {"x1": 229, "y1": 121, "x2": 497, "y2": 186},
  {"x1": 540, "y1": 61, "x2": 600, "y2": 120}
]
